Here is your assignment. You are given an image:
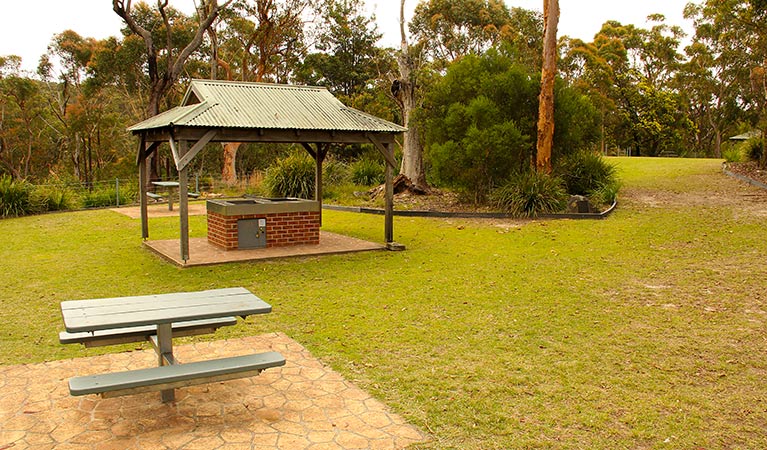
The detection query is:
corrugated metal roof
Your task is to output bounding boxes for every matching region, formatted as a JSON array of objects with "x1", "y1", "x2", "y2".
[
  {"x1": 129, "y1": 80, "x2": 406, "y2": 133},
  {"x1": 729, "y1": 130, "x2": 762, "y2": 141}
]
